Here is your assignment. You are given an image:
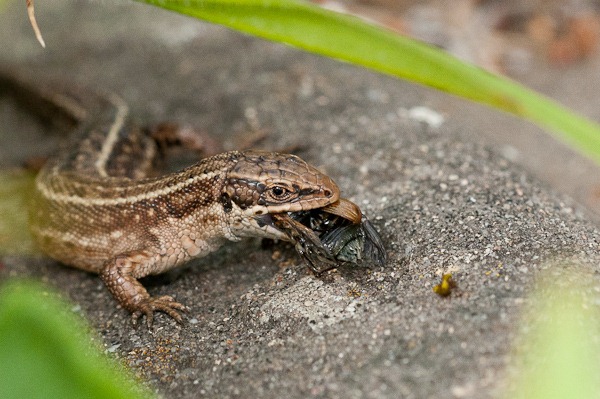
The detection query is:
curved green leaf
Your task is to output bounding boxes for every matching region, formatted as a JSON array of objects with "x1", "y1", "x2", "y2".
[{"x1": 137, "y1": 0, "x2": 600, "y2": 165}]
